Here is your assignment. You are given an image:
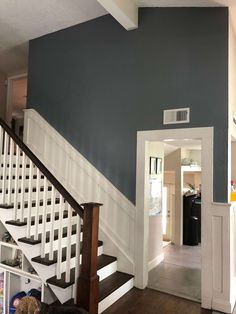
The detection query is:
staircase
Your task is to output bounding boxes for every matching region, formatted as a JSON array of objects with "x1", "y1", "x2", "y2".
[{"x1": 0, "y1": 119, "x2": 134, "y2": 313}]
